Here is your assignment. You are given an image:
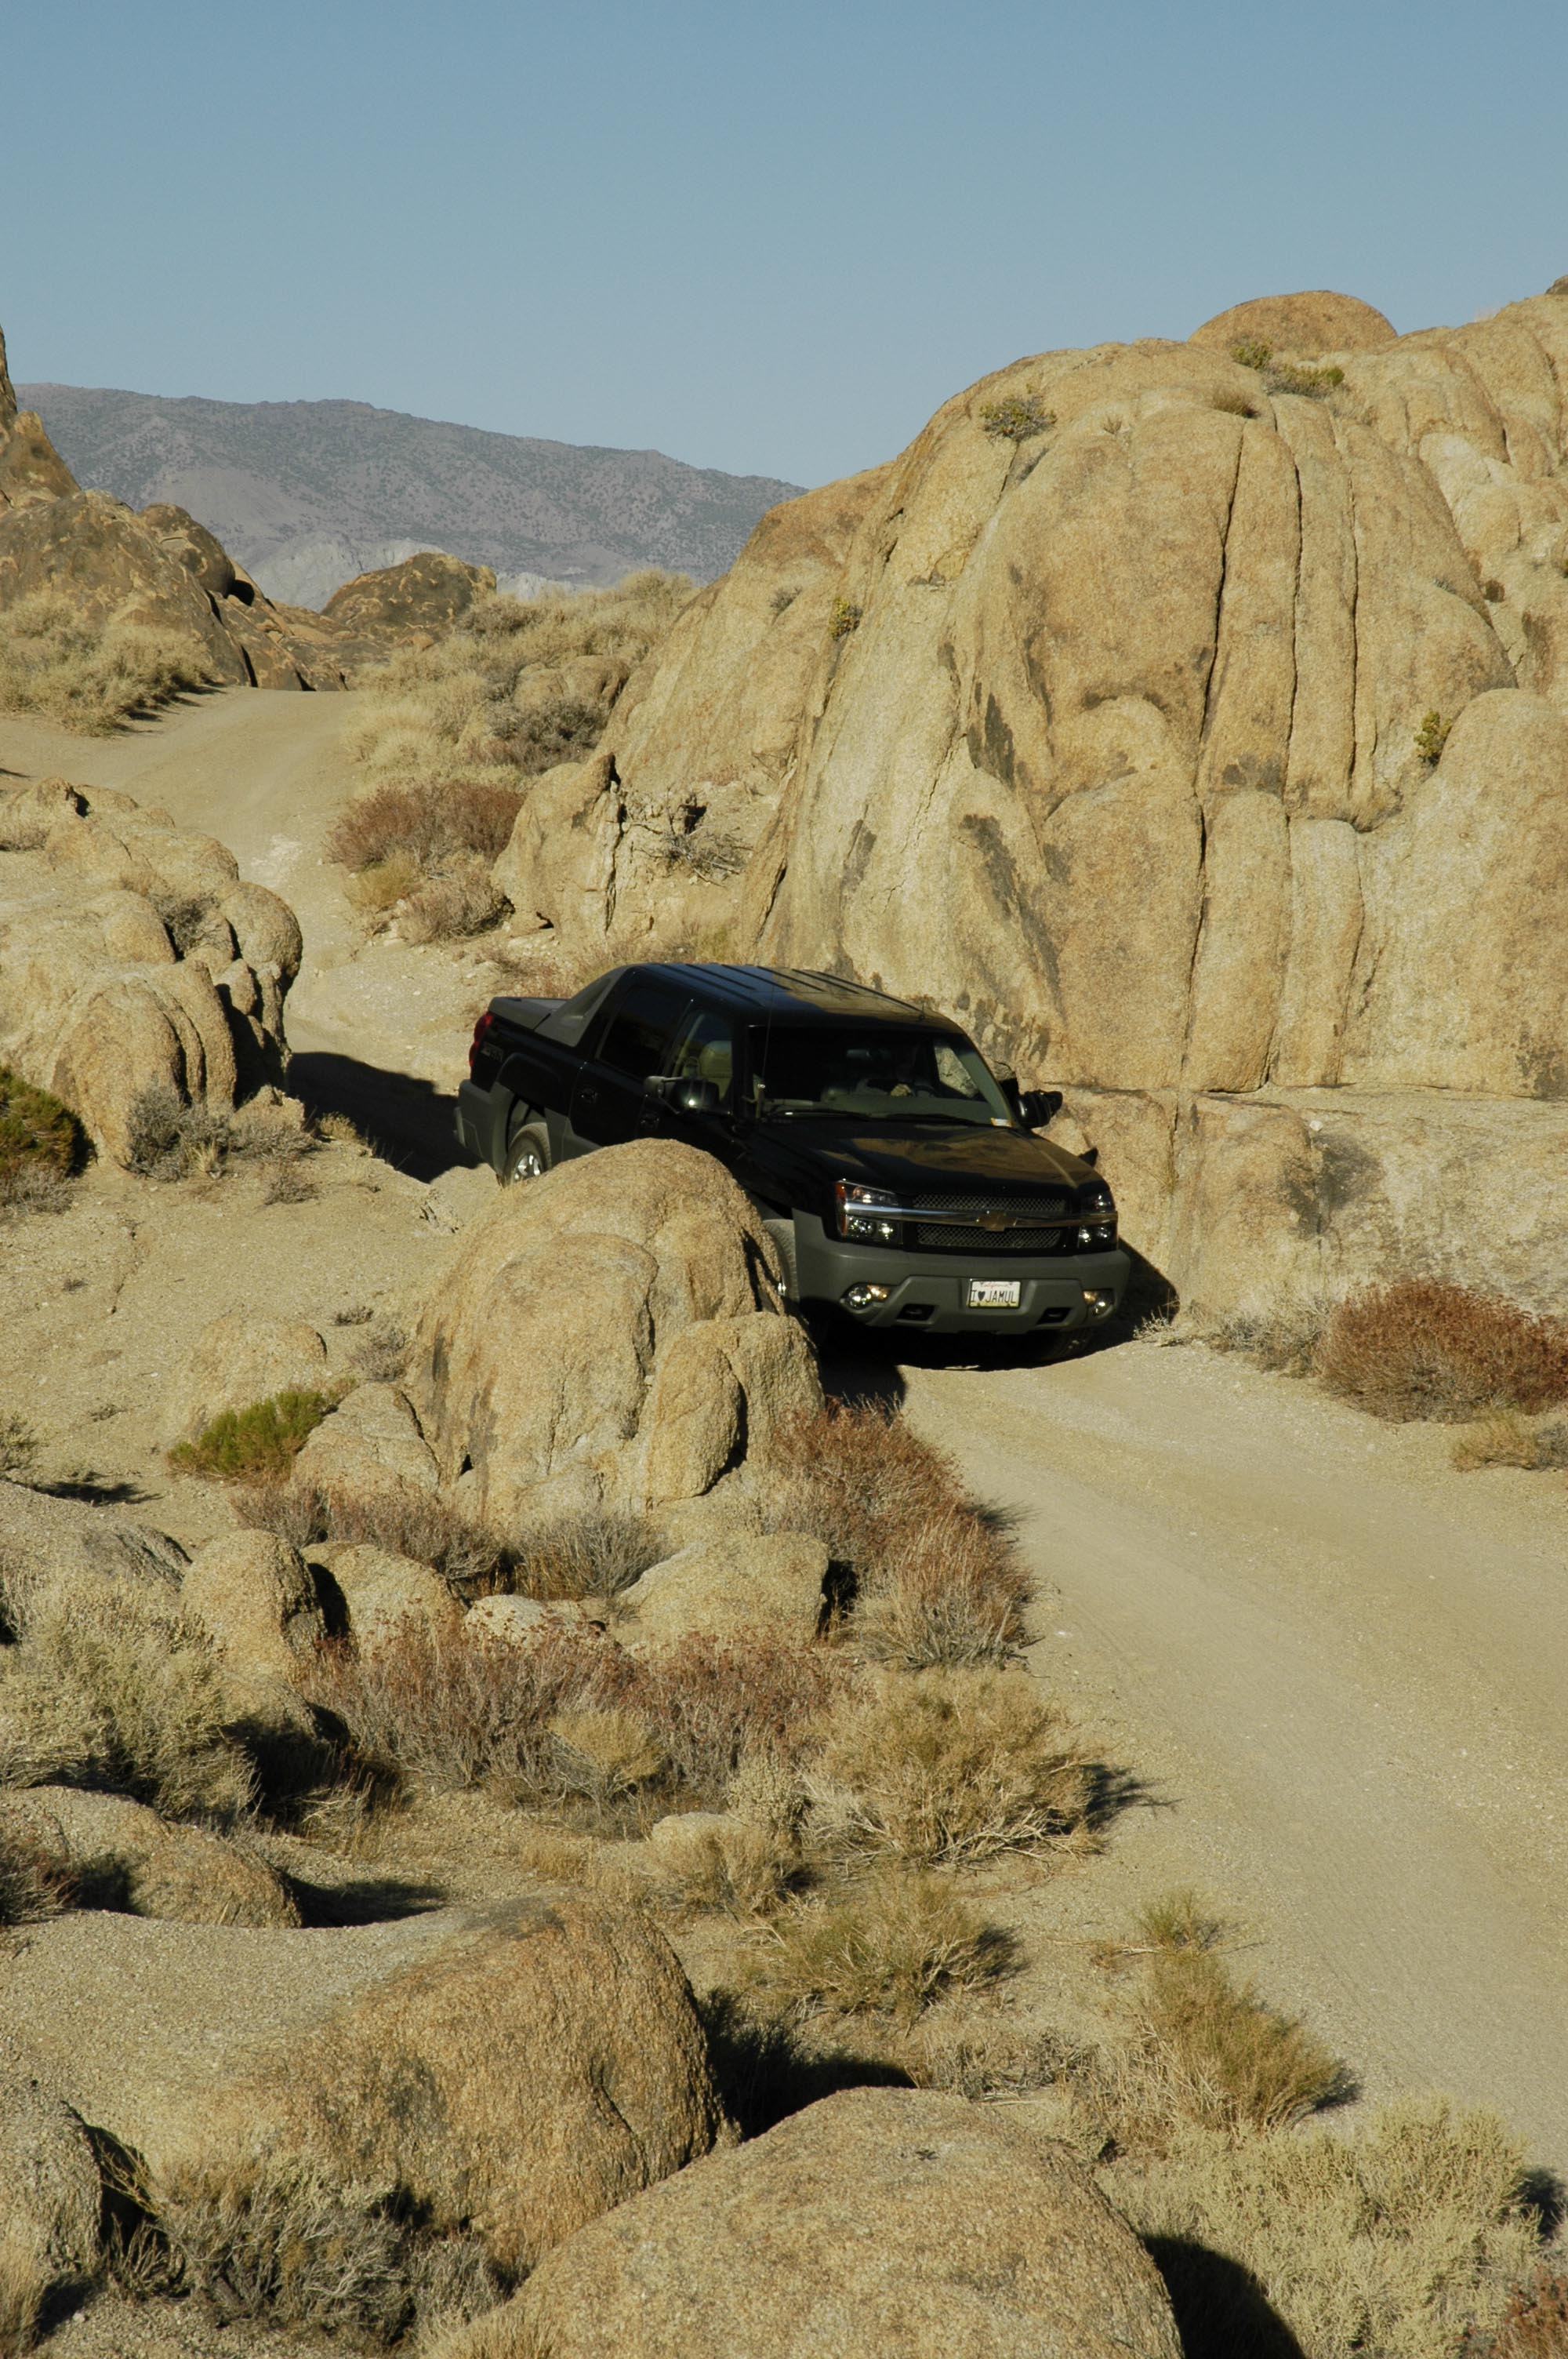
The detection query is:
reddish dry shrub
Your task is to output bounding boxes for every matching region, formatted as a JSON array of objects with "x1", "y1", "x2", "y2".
[
  {"x1": 234, "y1": 1480, "x2": 508, "y2": 1600},
  {"x1": 1476, "y1": 2269, "x2": 1568, "y2": 2357},
  {"x1": 633, "y1": 1633, "x2": 847, "y2": 1795},
  {"x1": 303, "y1": 1619, "x2": 626, "y2": 1797},
  {"x1": 1316, "y1": 1281, "x2": 1568, "y2": 1423},
  {"x1": 764, "y1": 1404, "x2": 1029, "y2": 1663},
  {"x1": 305, "y1": 1617, "x2": 839, "y2": 1808},
  {"x1": 326, "y1": 779, "x2": 523, "y2": 874}
]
